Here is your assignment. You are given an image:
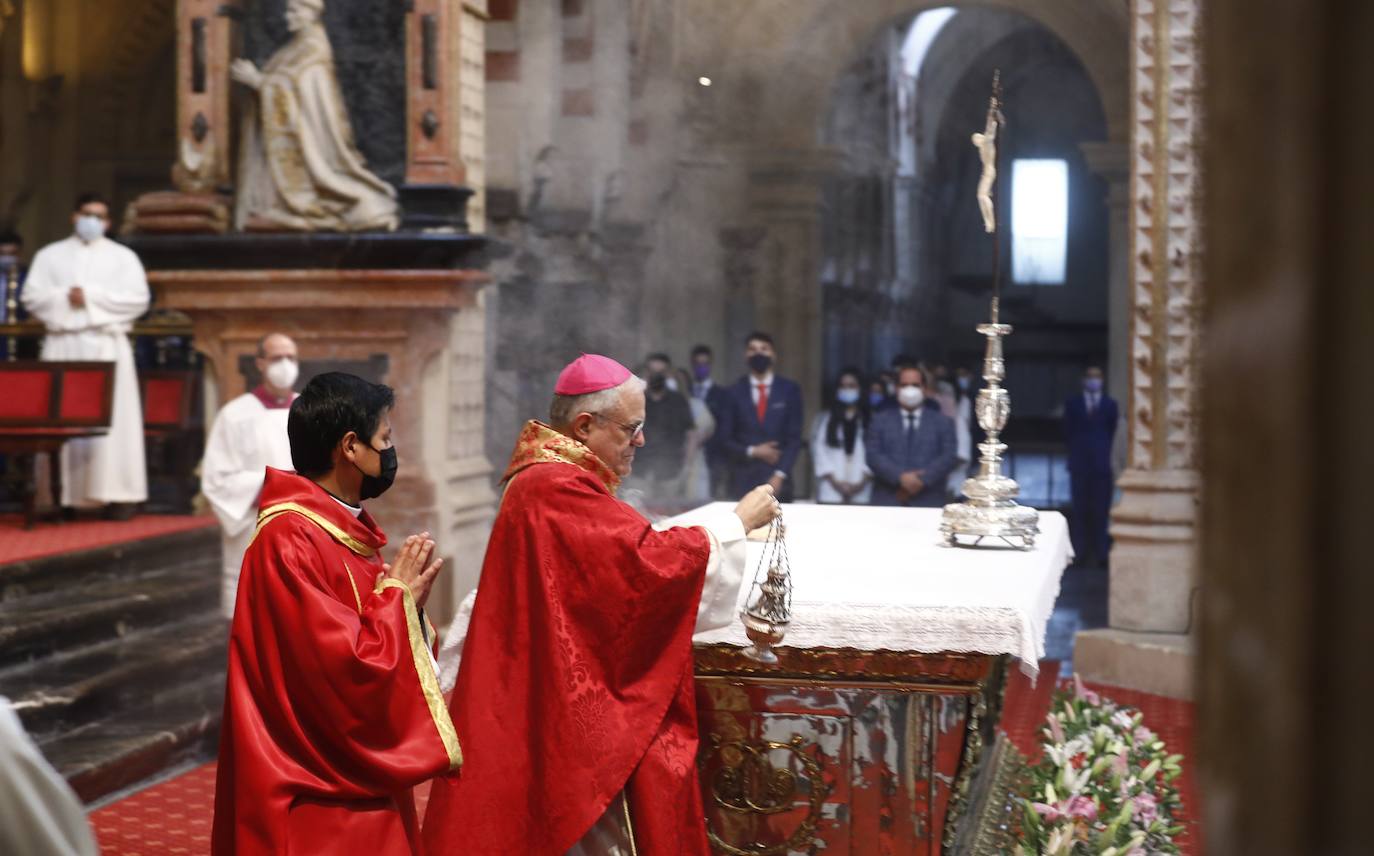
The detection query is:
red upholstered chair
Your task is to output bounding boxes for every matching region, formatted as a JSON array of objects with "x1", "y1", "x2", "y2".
[
  {"x1": 139, "y1": 369, "x2": 203, "y2": 512},
  {"x1": 140, "y1": 371, "x2": 198, "y2": 434},
  {"x1": 0, "y1": 361, "x2": 115, "y2": 528}
]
